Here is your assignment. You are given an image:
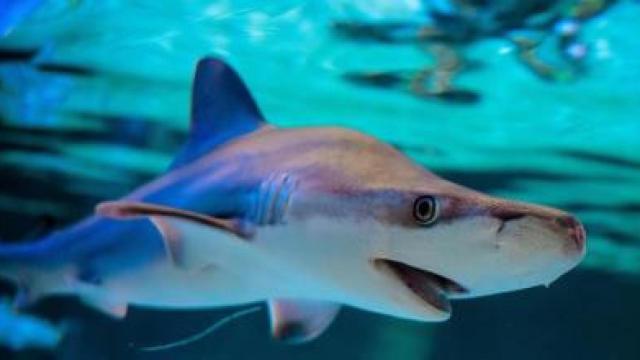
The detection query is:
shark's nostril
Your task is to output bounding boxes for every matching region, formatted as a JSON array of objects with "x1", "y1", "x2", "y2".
[{"x1": 554, "y1": 216, "x2": 577, "y2": 229}]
